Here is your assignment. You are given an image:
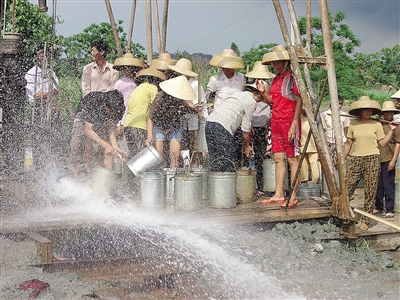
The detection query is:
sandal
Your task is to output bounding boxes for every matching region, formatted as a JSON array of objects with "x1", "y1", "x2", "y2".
[
  {"x1": 384, "y1": 212, "x2": 395, "y2": 218},
  {"x1": 260, "y1": 197, "x2": 285, "y2": 205},
  {"x1": 373, "y1": 209, "x2": 384, "y2": 214},
  {"x1": 280, "y1": 200, "x2": 298, "y2": 208},
  {"x1": 256, "y1": 190, "x2": 265, "y2": 198},
  {"x1": 360, "y1": 223, "x2": 368, "y2": 231}
]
